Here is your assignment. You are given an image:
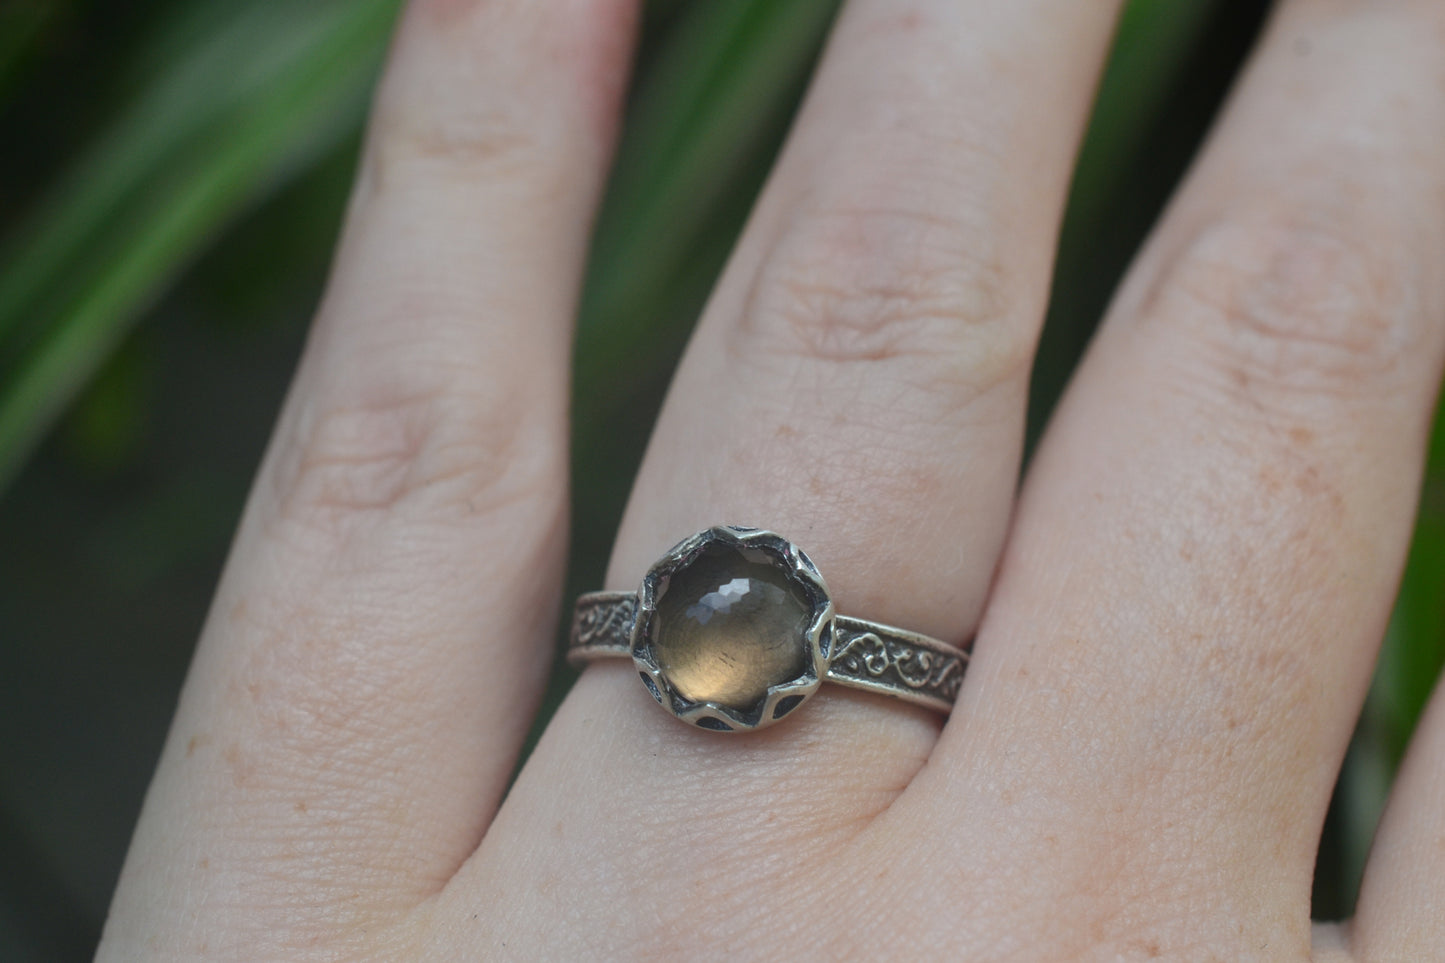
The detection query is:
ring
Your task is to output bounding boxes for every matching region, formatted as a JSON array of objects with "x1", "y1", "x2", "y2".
[{"x1": 568, "y1": 525, "x2": 970, "y2": 732}]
